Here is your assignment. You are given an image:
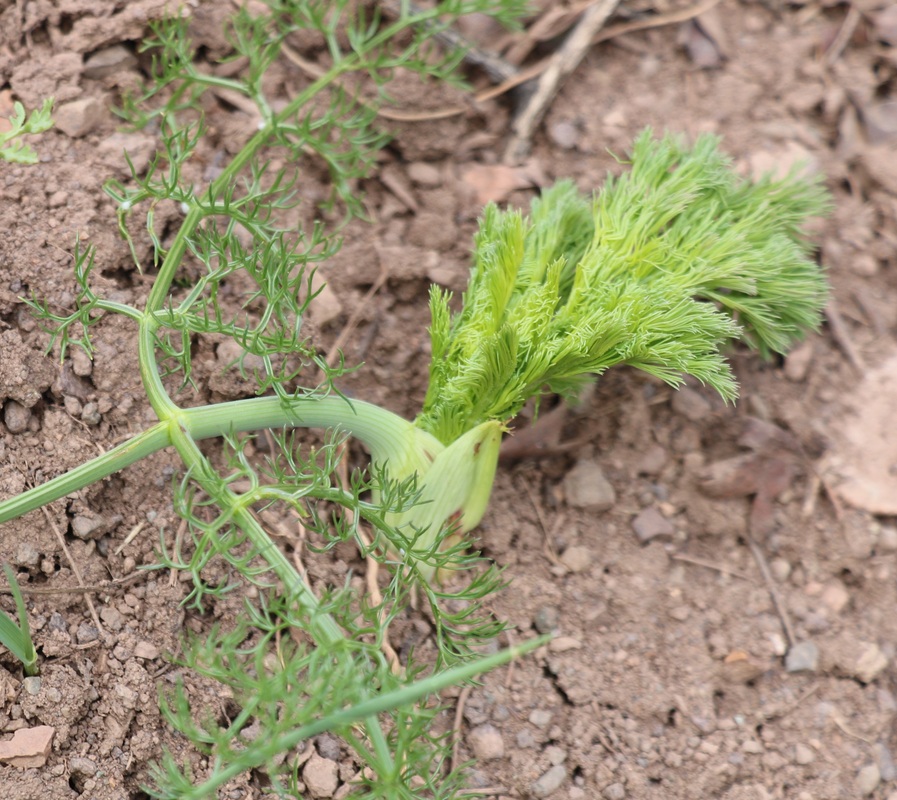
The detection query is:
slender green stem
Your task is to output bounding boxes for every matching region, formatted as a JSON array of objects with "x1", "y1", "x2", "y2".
[
  {"x1": 0, "y1": 422, "x2": 171, "y2": 524},
  {"x1": 171, "y1": 636, "x2": 547, "y2": 800}
]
